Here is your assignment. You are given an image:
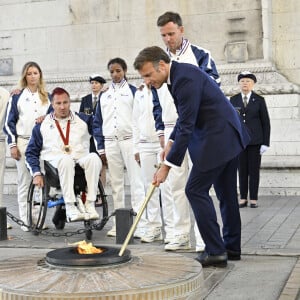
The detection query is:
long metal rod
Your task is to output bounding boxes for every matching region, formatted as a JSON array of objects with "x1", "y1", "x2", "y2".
[{"x1": 118, "y1": 184, "x2": 156, "y2": 256}]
